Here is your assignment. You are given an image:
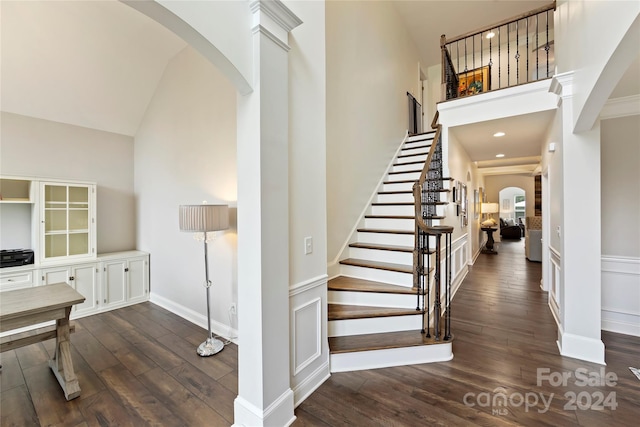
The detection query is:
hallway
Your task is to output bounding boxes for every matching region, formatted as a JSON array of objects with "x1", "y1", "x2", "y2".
[{"x1": 294, "y1": 240, "x2": 640, "y2": 426}]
